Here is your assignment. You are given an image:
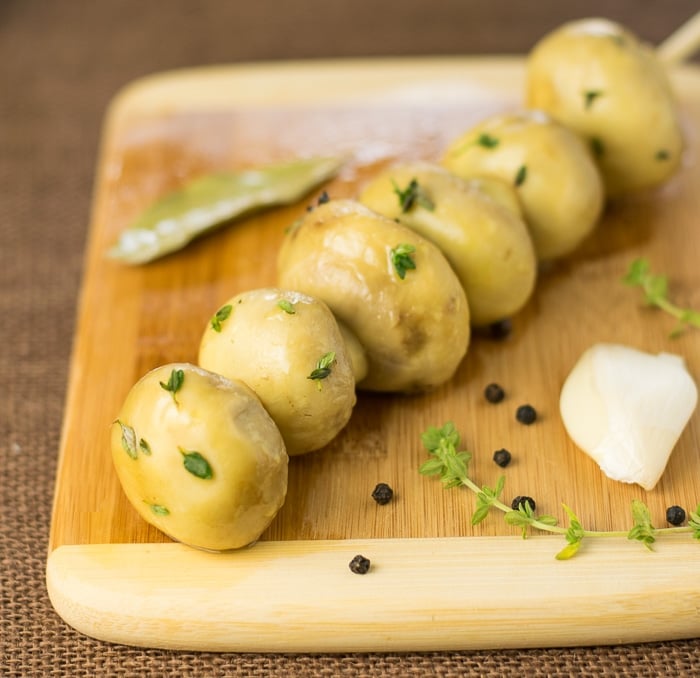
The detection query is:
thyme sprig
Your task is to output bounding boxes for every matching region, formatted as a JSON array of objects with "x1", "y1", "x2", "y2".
[
  {"x1": 419, "y1": 422, "x2": 700, "y2": 559},
  {"x1": 623, "y1": 258, "x2": 700, "y2": 337},
  {"x1": 392, "y1": 178, "x2": 435, "y2": 213}
]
